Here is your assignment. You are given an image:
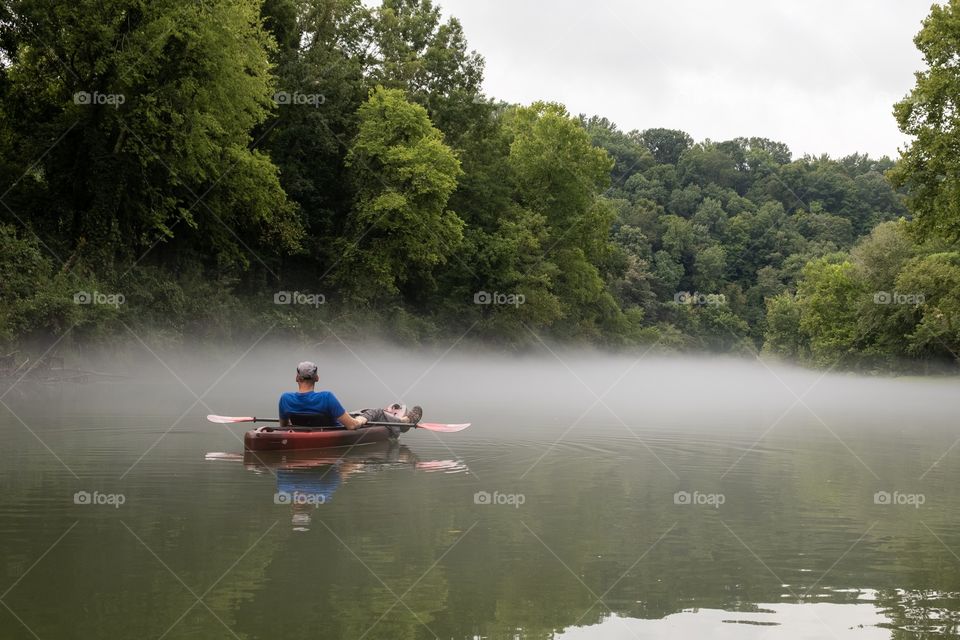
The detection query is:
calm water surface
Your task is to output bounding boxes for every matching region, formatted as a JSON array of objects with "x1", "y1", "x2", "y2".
[{"x1": 2, "y1": 347, "x2": 960, "y2": 639}]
